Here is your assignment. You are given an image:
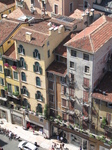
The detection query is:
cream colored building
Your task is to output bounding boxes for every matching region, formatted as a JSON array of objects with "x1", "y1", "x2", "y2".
[{"x1": 13, "y1": 19, "x2": 70, "y2": 136}]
